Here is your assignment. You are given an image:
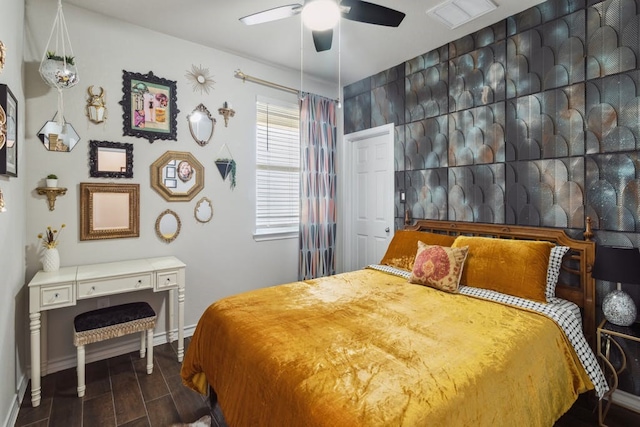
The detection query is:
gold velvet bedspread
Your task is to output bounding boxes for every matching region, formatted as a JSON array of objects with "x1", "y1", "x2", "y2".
[{"x1": 181, "y1": 269, "x2": 593, "y2": 426}]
